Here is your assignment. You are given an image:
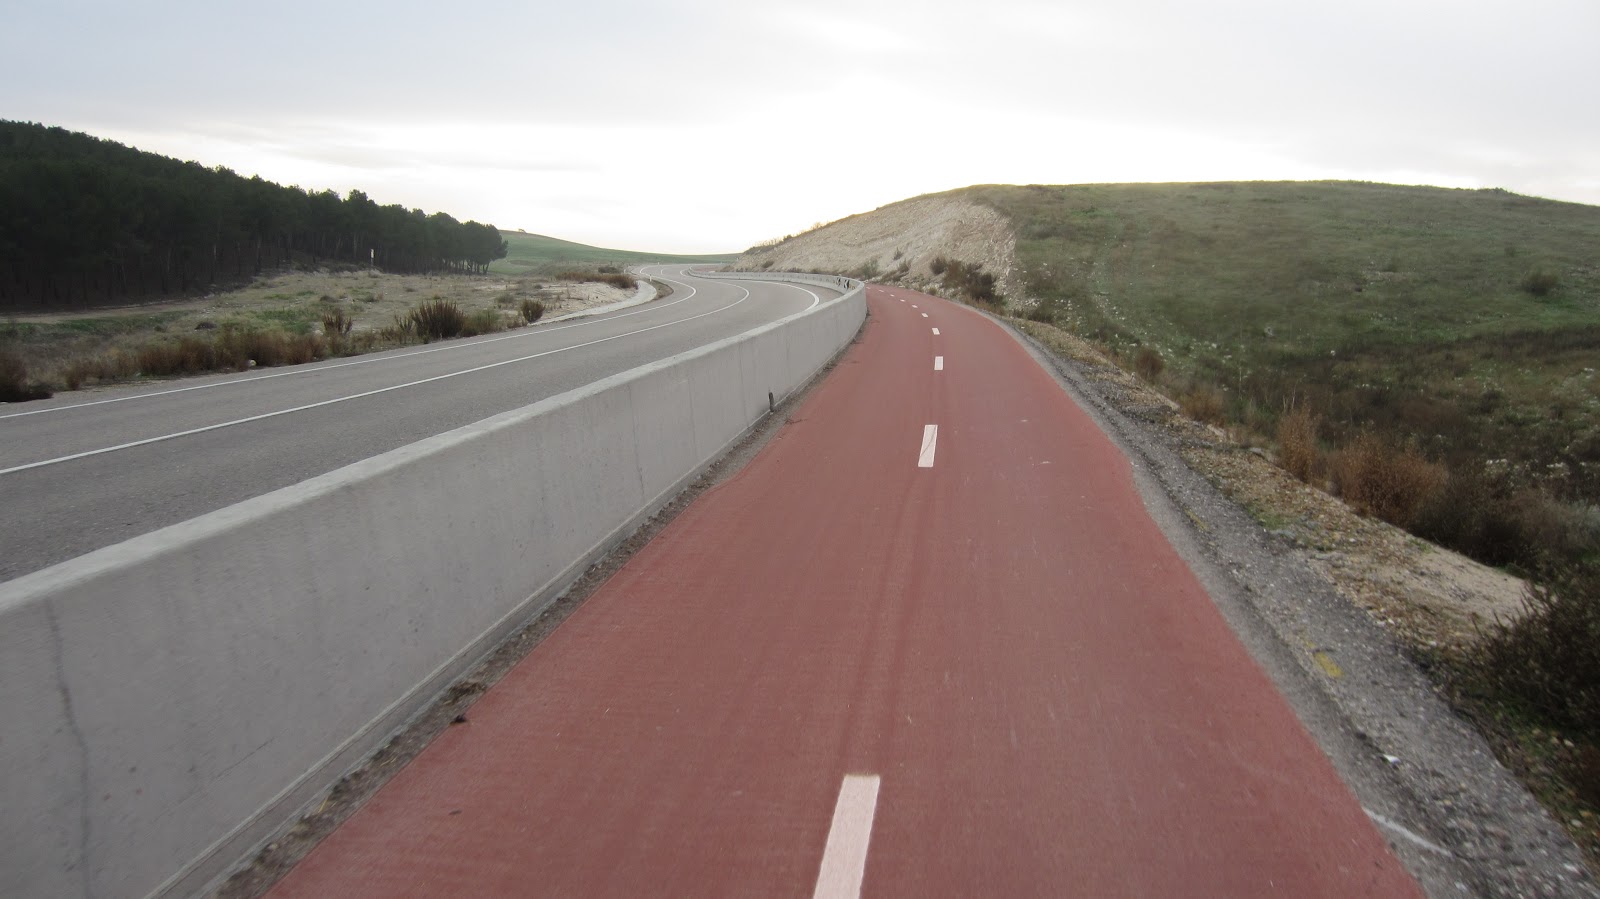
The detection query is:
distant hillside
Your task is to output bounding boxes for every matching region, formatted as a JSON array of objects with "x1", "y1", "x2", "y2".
[
  {"x1": 746, "y1": 181, "x2": 1600, "y2": 572},
  {"x1": 0, "y1": 121, "x2": 507, "y2": 311},
  {"x1": 493, "y1": 231, "x2": 736, "y2": 276},
  {"x1": 735, "y1": 194, "x2": 1020, "y2": 297}
]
